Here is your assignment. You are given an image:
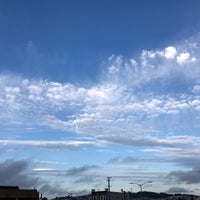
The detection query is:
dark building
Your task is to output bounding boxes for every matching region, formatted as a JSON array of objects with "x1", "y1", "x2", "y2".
[
  {"x1": 0, "y1": 186, "x2": 39, "y2": 200},
  {"x1": 91, "y1": 189, "x2": 131, "y2": 200}
]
